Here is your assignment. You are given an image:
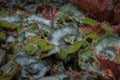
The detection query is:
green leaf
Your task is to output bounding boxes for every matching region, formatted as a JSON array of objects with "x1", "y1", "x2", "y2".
[
  {"x1": 0, "y1": 77, "x2": 11, "y2": 80},
  {"x1": 86, "y1": 33, "x2": 100, "y2": 41},
  {"x1": 61, "y1": 41, "x2": 87, "y2": 60},
  {"x1": 30, "y1": 23, "x2": 37, "y2": 30},
  {"x1": 0, "y1": 49, "x2": 6, "y2": 65},
  {"x1": 87, "y1": 33, "x2": 97, "y2": 39},
  {"x1": 0, "y1": 20, "x2": 21, "y2": 31},
  {"x1": 101, "y1": 22, "x2": 114, "y2": 35},
  {"x1": 0, "y1": 11, "x2": 7, "y2": 16},
  {"x1": 33, "y1": 36, "x2": 54, "y2": 52},
  {"x1": 0, "y1": 32, "x2": 6, "y2": 40},
  {"x1": 38, "y1": 40, "x2": 54, "y2": 52},
  {"x1": 66, "y1": 41, "x2": 86, "y2": 54},
  {"x1": 61, "y1": 50, "x2": 69, "y2": 60},
  {"x1": 81, "y1": 18, "x2": 97, "y2": 25},
  {"x1": 0, "y1": 61, "x2": 20, "y2": 80},
  {"x1": 23, "y1": 43, "x2": 37, "y2": 55}
]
